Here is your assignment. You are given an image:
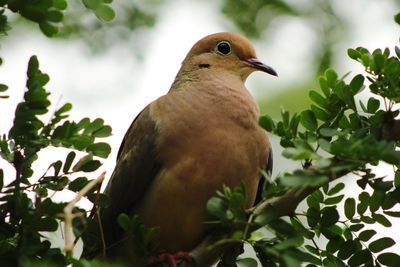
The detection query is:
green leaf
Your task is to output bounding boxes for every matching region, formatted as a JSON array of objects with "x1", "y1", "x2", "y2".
[
  {"x1": 46, "y1": 10, "x2": 63, "y2": 22},
  {"x1": 83, "y1": 0, "x2": 100, "y2": 9},
  {"x1": 63, "y1": 151, "x2": 76, "y2": 173},
  {"x1": 259, "y1": 115, "x2": 275, "y2": 131},
  {"x1": 369, "y1": 190, "x2": 385, "y2": 212},
  {"x1": 207, "y1": 197, "x2": 226, "y2": 219},
  {"x1": 94, "y1": 4, "x2": 115, "y2": 21},
  {"x1": 323, "y1": 194, "x2": 344, "y2": 205},
  {"x1": 68, "y1": 177, "x2": 89, "y2": 191},
  {"x1": 395, "y1": 13, "x2": 400, "y2": 25},
  {"x1": 39, "y1": 22, "x2": 58, "y2": 37},
  {"x1": 367, "y1": 97, "x2": 380, "y2": 113},
  {"x1": 349, "y1": 74, "x2": 365, "y2": 94},
  {"x1": 92, "y1": 125, "x2": 112, "y2": 137},
  {"x1": 344, "y1": 198, "x2": 356, "y2": 219},
  {"x1": 0, "y1": 169, "x2": 3, "y2": 190},
  {"x1": 300, "y1": 110, "x2": 318, "y2": 131},
  {"x1": 348, "y1": 48, "x2": 361, "y2": 60},
  {"x1": 280, "y1": 172, "x2": 328, "y2": 187},
  {"x1": 358, "y1": 229, "x2": 376, "y2": 241},
  {"x1": 327, "y1": 182, "x2": 345, "y2": 195},
  {"x1": 377, "y1": 252, "x2": 400, "y2": 266},
  {"x1": 274, "y1": 236, "x2": 304, "y2": 250},
  {"x1": 369, "y1": 237, "x2": 395, "y2": 253},
  {"x1": 383, "y1": 210, "x2": 400, "y2": 217},
  {"x1": 325, "y1": 69, "x2": 338, "y2": 88},
  {"x1": 326, "y1": 236, "x2": 344, "y2": 253},
  {"x1": 0, "y1": 84, "x2": 8, "y2": 92},
  {"x1": 53, "y1": 0, "x2": 68, "y2": 9},
  {"x1": 349, "y1": 223, "x2": 364, "y2": 232},
  {"x1": 309, "y1": 90, "x2": 327, "y2": 109},
  {"x1": 87, "y1": 142, "x2": 111, "y2": 158},
  {"x1": 52, "y1": 160, "x2": 62, "y2": 176},
  {"x1": 372, "y1": 213, "x2": 392, "y2": 227},
  {"x1": 357, "y1": 192, "x2": 369, "y2": 215},
  {"x1": 117, "y1": 213, "x2": 131, "y2": 231},
  {"x1": 237, "y1": 258, "x2": 257, "y2": 267},
  {"x1": 34, "y1": 216, "x2": 58, "y2": 231},
  {"x1": 72, "y1": 154, "x2": 102, "y2": 172},
  {"x1": 337, "y1": 240, "x2": 358, "y2": 260},
  {"x1": 348, "y1": 249, "x2": 373, "y2": 266},
  {"x1": 321, "y1": 207, "x2": 339, "y2": 227}
]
